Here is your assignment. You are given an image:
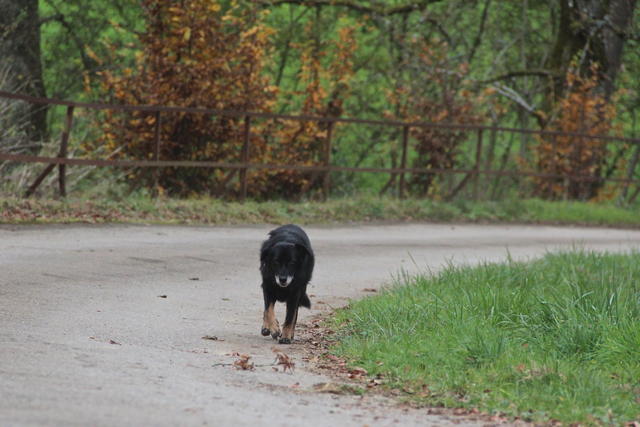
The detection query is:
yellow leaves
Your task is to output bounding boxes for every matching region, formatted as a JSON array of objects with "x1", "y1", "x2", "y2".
[
  {"x1": 88, "y1": 0, "x2": 331, "y2": 197},
  {"x1": 433, "y1": 110, "x2": 449, "y2": 122},
  {"x1": 242, "y1": 26, "x2": 259, "y2": 38},
  {"x1": 531, "y1": 66, "x2": 617, "y2": 199},
  {"x1": 85, "y1": 45, "x2": 103, "y2": 65},
  {"x1": 483, "y1": 87, "x2": 497, "y2": 96},
  {"x1": 134, "y1": 50, "x2": 145, "y2": 64}
]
